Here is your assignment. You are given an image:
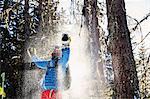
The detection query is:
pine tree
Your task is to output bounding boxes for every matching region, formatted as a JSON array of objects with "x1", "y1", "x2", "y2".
[{"x1": 0, "y1": 0, "x2": 41, "y2": 98}]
